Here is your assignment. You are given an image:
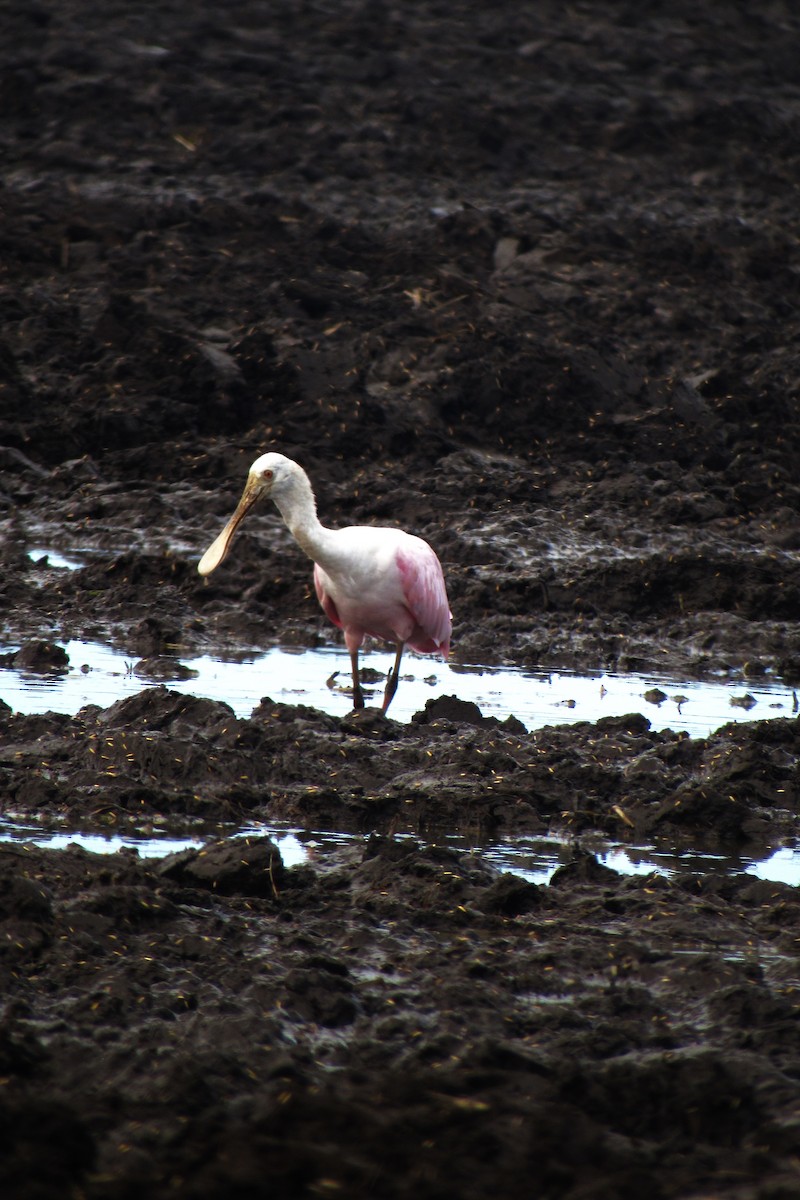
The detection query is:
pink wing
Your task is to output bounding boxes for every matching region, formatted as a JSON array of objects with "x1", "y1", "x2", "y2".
[
  {"x1": 313, "y1": 563, "x2": 342, "y2": 629},
  {"x1": 396, "y1": 540, "x2": 452, "y2": 657}
]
